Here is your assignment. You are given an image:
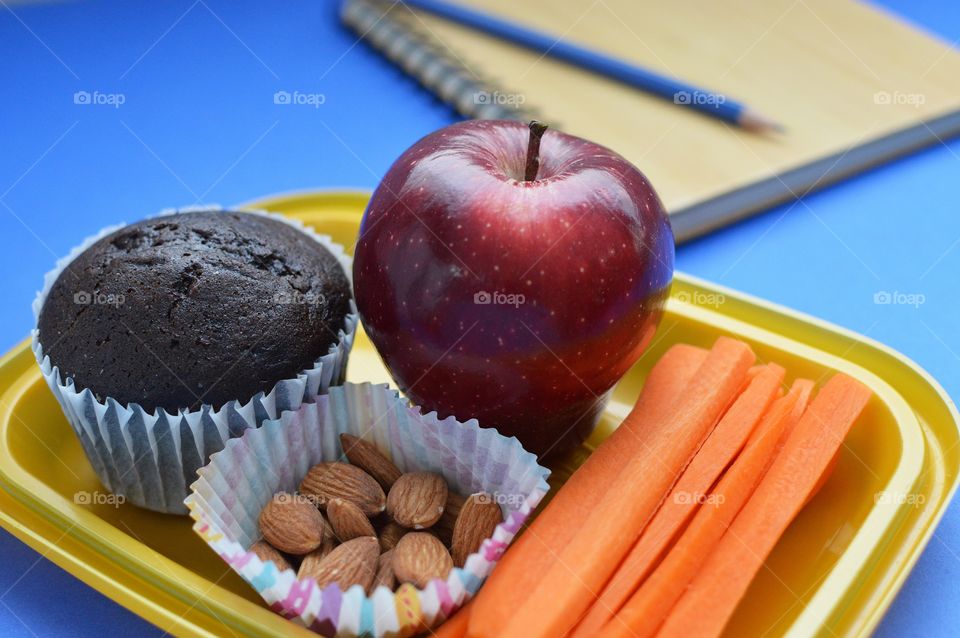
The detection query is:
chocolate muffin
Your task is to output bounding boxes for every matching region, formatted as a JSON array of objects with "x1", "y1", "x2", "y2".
[{"x1": 37, "y1": 210, "x2": 352, "y2": 413}]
